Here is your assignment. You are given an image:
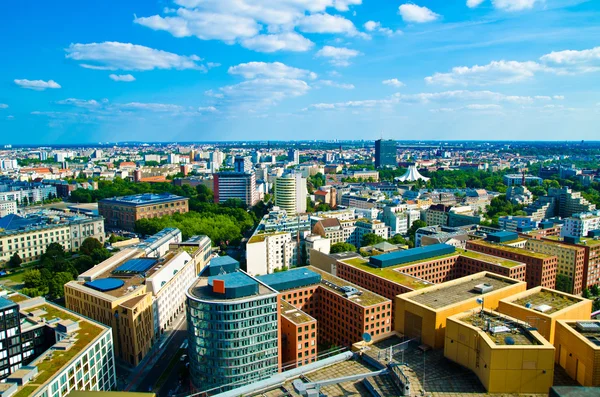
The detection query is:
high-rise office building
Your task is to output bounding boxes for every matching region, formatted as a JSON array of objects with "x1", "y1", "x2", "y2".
[
  {"x1": 213, "y1": 172, "x2": 258, "y2": 206},
  {"x1": 374, "y1": 139, "x2": 396, "y2": 168},
  {"x1": 234, "y1": 156, "x2": 253, "y2": 173},
  {"x1": 274, "y1": 173, "x2": 307, "y2": 216},
  {"x1": 288, "y1": 149, "x2": 299, "y2": 165},
  {"x1": 186, "y1": 263, "x2": 280, "y2": 392}
]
